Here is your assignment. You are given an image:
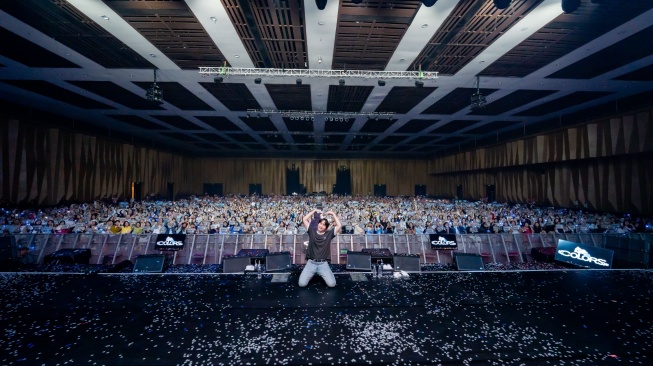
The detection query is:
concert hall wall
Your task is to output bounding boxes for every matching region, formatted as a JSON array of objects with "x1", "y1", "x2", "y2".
[
  {"x1": 0, "y1": 119, "x2": 431, "y2": 204},
  {"x1": 428, "y1": 108, "x2": 653, "y2": 215},
  {"x1": 2, "y1": 106, "x2": 652, "y2": 215}
]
